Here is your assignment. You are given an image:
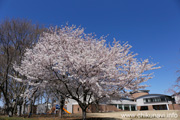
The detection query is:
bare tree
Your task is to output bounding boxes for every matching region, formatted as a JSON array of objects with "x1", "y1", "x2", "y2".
[
  {"x1": 168, "y1": 72, "x2": 180, "y2": 104},
  {"x1": 0, "y1": 18, "x2": 45, "y2": 116}
]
